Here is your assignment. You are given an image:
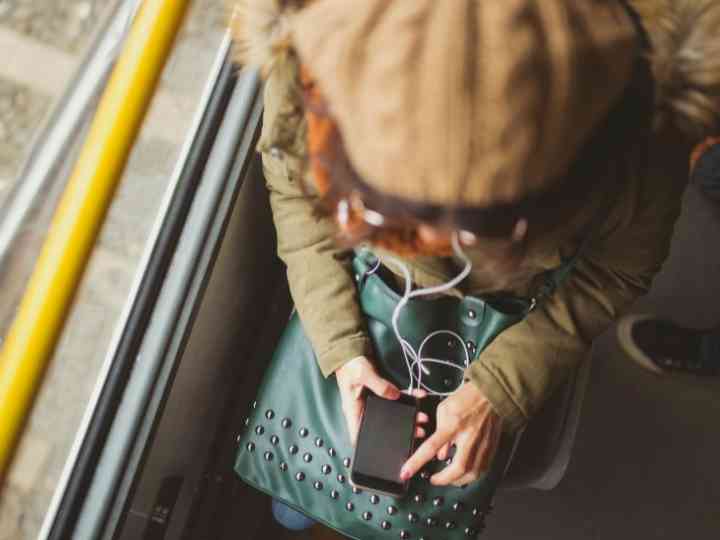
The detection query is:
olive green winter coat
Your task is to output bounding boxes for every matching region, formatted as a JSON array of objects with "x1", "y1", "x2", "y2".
[{"x1": 233, "y1": 0, "x2": 720, "y2": 432}]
